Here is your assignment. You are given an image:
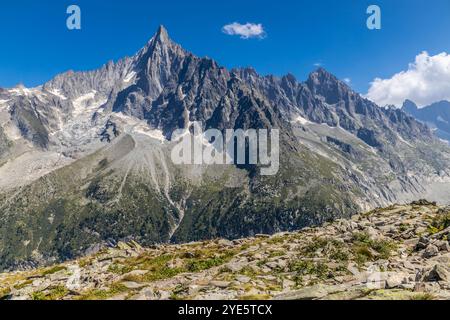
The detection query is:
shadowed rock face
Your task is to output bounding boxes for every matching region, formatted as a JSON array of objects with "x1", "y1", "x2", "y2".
[
  {"x1": 0, "y1": 26, "x2": 450, "y2": 271},
  {"x1": 403, "y1": 99, "x2": 450, "y2": 142}
]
